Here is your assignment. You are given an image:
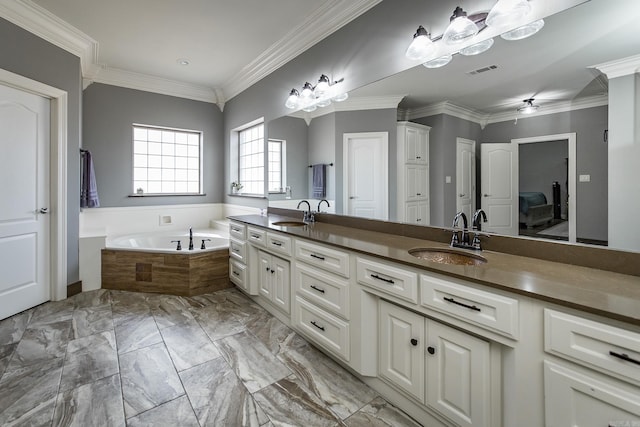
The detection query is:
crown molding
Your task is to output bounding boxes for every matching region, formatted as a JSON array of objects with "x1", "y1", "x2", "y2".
[
  {"x1": 87, "y1": 67, "x2": 219, "y2": 105},
  {"x1": 402, "y1": 101, "x2": 491, "y2": 127},
  {"x1": 221, "y1": 0, "x2": 383, "y2": 101},
  {"x1": 592, "y1": 53, "x2": 640, "y2": 79},
  {"x1": 288, "y1": 95, "x2": 405, "y2": 123}
]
